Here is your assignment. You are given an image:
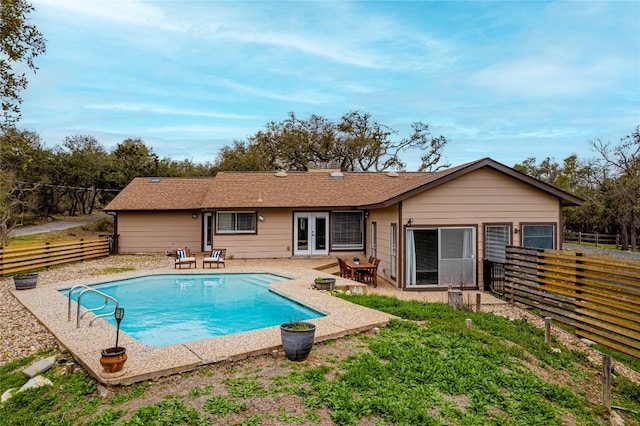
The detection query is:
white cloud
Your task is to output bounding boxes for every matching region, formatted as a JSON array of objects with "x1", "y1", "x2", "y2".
[
  {"x1": 33, "y1": 0, "x2": 187, "y2": 32},
  {"x1": 85, "y1": 103, "x2": 260, "y2": 120}
]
